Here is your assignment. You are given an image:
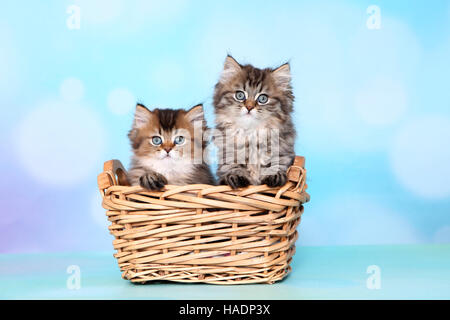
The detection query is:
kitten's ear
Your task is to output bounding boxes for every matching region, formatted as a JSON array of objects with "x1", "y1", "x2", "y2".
[
  {"x1": 219, "y1": 55, "x2": 241, "y2": 84},
  {"x1": 133, "y1": 103, "x2": 152, "y2": 129},
  {"x1": 272, "y1": 63, "x2": 291, "y2": 89},
  {"x1": 186, "y1": 104, "x2": 204, "y2": 123}
]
